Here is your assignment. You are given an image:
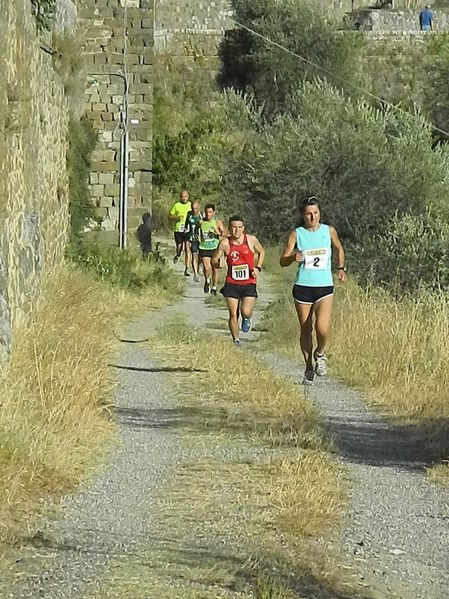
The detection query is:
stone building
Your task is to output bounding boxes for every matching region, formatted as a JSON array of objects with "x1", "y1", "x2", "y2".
[{"x1": 79, "y1": 0, "x2": 153, "y2": 230}]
